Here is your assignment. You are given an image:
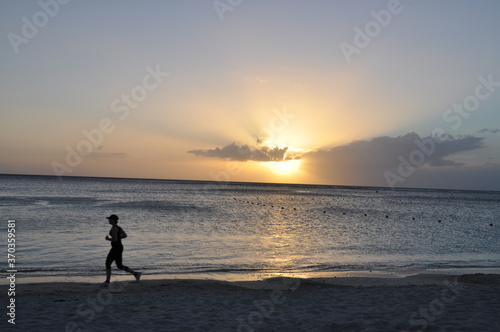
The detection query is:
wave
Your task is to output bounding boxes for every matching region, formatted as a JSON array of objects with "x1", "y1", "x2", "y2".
[
  {"x1": 0, "y1": 196, "x2": 102, "y2": 207},
  {"x1": 9, "y1": 260, "x2": 500, "y2": 279},
  {"x1": 102, "y1": 200, "x2": 212, "y2": 212}
]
